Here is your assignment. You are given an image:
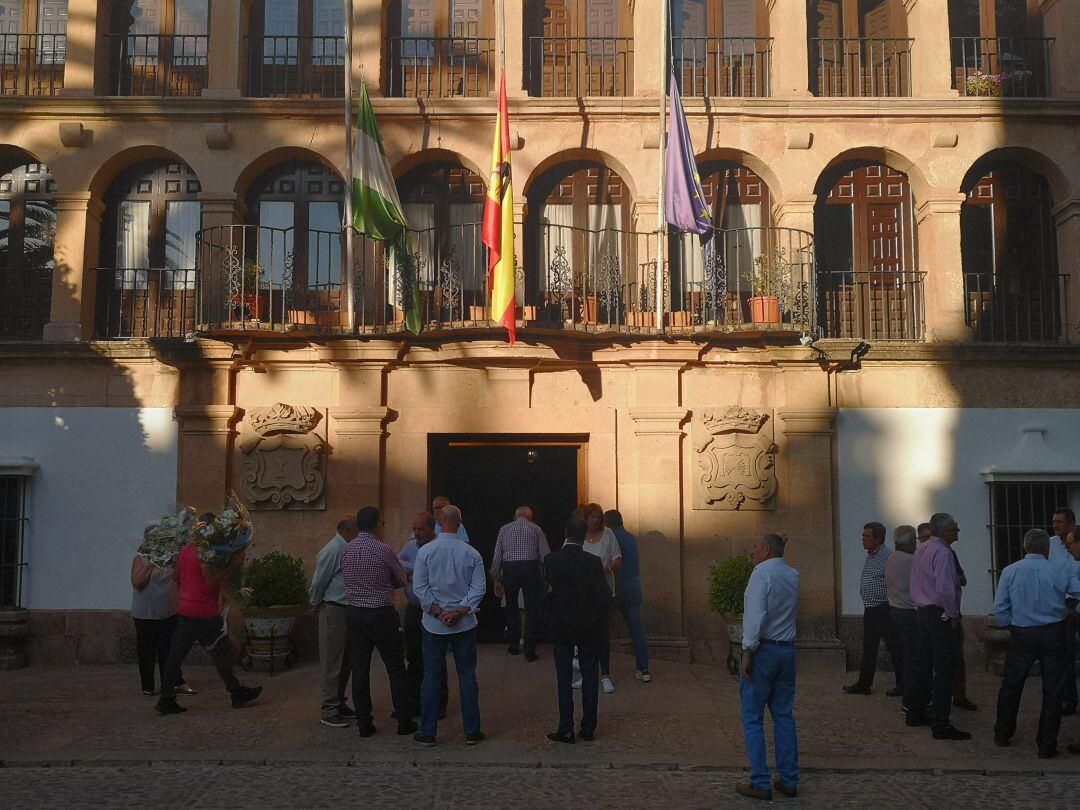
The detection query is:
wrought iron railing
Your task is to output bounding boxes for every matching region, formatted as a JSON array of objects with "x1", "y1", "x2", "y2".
[
  {"x1": 809, "y1": 37, "x2": 912, "y2": 97},
  {"x1": 964, "y1": 272, "x2": 1068, "y2": 343},
  {"x1": 107, "y1": 34, "x2": 208, "y2": 96},
  {"x1": 0, "y1": 33, "x2": 65, "y2": 96},
  {"x1": 247, "y1": 35, "x2": 345, "y2": 98},
  {"x1": 818, "y1": 270, "x2": 925, "y2": 340},
  {"x1": 0, "y1": 474, "x2": 28, "y2": 609},
  {"x1": 95, "y1": 267, "x2": 197, "y2": 338},
  {"x1": 671, "y1": 37, "x2": 771, "y2": 98},
  {"x1": 0, "y1": 264, "x2": 53, "y2": 340},
  {"x1": 527, "y1": 36, "x2": 633, "y2": 97},
  {"x1": 387, "y1": 36, "x2": 495, "y2": 98},
  {"x1": 952, "y1": 37, "x2": 1053, "y2": 98}
]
